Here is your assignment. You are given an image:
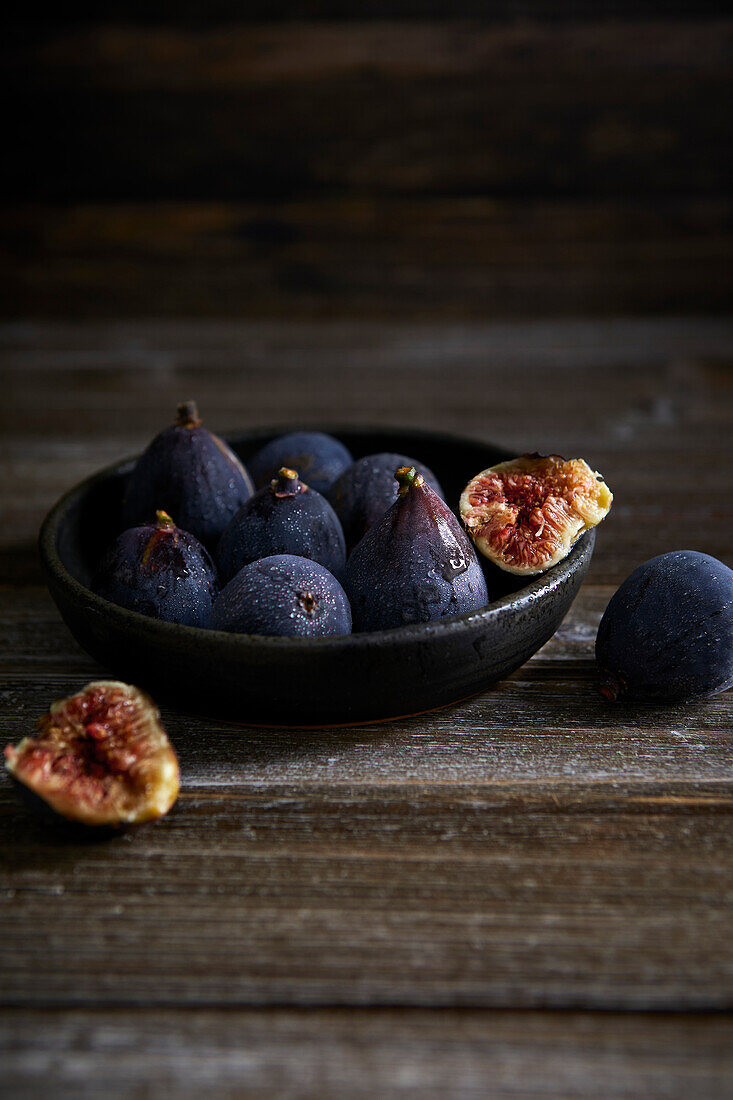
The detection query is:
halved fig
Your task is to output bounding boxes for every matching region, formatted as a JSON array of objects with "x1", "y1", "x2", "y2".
[
  {"x1": 4, "y1": 681, "x2": 179, "y2": 828},
  {"x1": 459, "y1": 454, "x2": 612, "y2": 575}
]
